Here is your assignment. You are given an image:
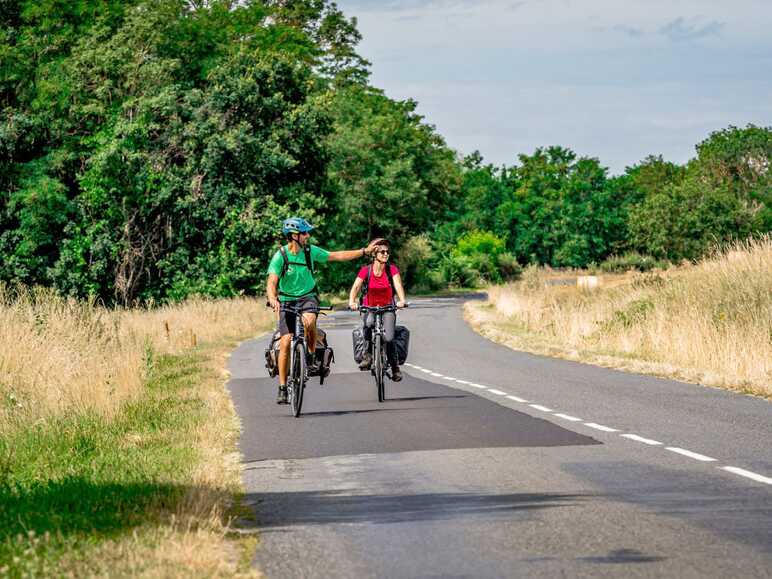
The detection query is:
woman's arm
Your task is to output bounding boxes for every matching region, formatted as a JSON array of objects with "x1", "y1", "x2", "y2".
[
  {"x1": 393, "y1": 273, "x2": 407, "y2": 306},
  {"x1": 349, "y1": 277, "x2": 364, "y2": 309}
]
